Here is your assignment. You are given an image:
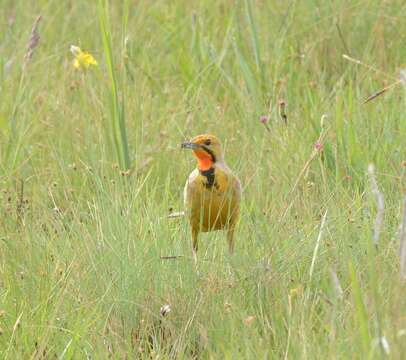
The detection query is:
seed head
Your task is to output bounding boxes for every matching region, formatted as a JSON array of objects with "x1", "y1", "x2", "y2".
[
  {"x1": 260, "y1": 115, "x2": 269, "y2": 124},
  {"x1": 314, "y1": 142, "x2": 323, "y2": 151},
  {"x1": 23, "y1": 15, "x2": 42, "y2": 67}
]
